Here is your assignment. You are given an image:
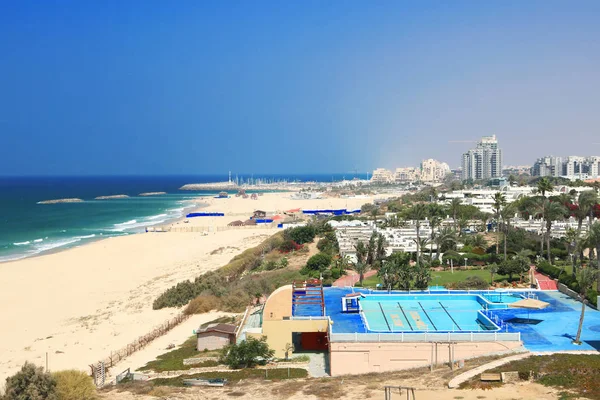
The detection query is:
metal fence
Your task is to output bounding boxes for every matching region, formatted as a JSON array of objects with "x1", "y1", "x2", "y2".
[{"x1": 329, "y1": 331, "x2": 521, "y2": 343}]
